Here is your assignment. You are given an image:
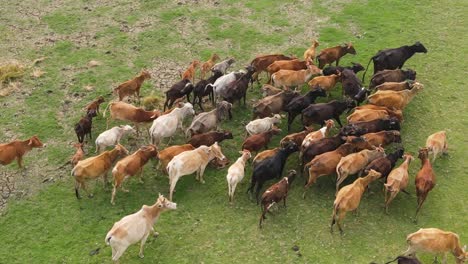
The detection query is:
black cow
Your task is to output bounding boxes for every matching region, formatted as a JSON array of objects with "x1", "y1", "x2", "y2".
[
  {"x1": 364, "y1": 147, "x2": 404, "y2": 179},
  {"x1": 192, "y1": 70, "x2": 223, "y2": 111},
  {"x1": 322, "y1": 62, "x2": 365, "y2": 76},
  {"x1": 285, "y1": 88, "x2": 327, "y2": 131},
  {"x1": 340, "y1": 69, "x2": 368, "y2": 104},
  {"x1": 164, "y1": 79, "x2": 194, "y2": 111},
  {"x1": 223, "y1": 65, "x2": 255, "y2": 105},
  {"x1": 340, "y1": 117, "x2": 401, "y2": 136},
  {"x1": 369, "y1": 69, "x2": 417, "y2": 89},
  {"x1": 362, "y1": 42, "x2": 427, "y2": 81},
  {"x1": 74, "y1": 112, "x2": 94, "y2": 143},
  {"x1": 301, "y1": 99, "x2": 355, "y2": 128},
  {"x1": 384, "y1": 255, "x2": 421, "y2": 264}
]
